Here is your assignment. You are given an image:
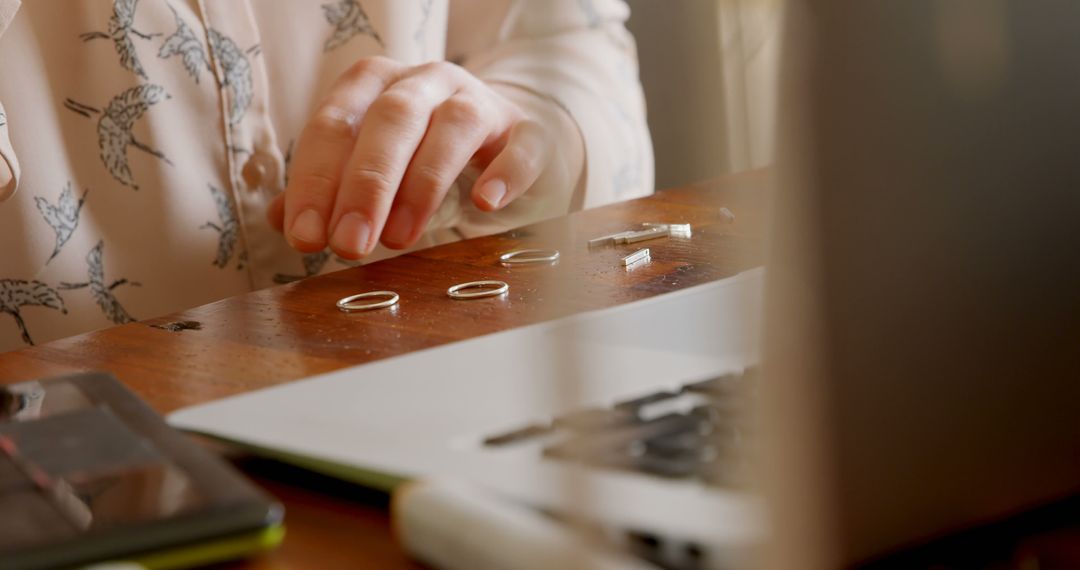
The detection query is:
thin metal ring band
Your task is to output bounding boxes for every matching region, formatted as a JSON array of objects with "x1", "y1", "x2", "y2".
[
  {"x1": 447, "y1": 280, "x2": 510, "y2": 300},
  {"x1": 498, "y1": 249, "x2": 561, "y2": 266},
  {"x1": 336, "y1": 291, "x2": 400, "y2": 312}
]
